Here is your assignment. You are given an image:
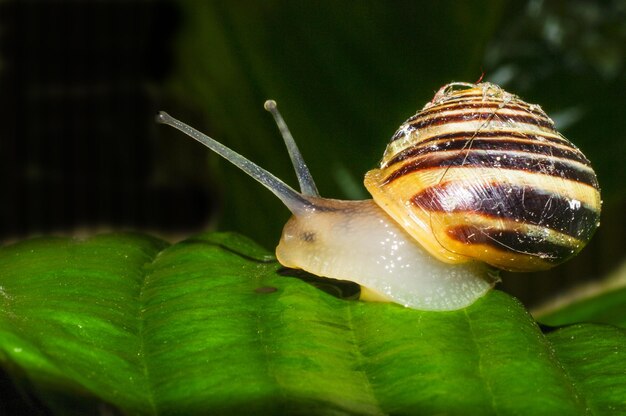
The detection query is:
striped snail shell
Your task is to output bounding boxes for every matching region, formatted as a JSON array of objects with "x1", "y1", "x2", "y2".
[
  {"x1": 157, "y1": 81, "x2": 601, "y2": 311},
  {"x1": 365, "y1": 82, "x2": 602, "y2": 272}
]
